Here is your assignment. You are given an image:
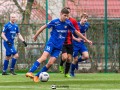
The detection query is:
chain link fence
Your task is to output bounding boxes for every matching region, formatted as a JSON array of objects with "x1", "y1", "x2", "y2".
[{"x1": 0, "y1": 0, "x2": 120, "y2": 73}]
